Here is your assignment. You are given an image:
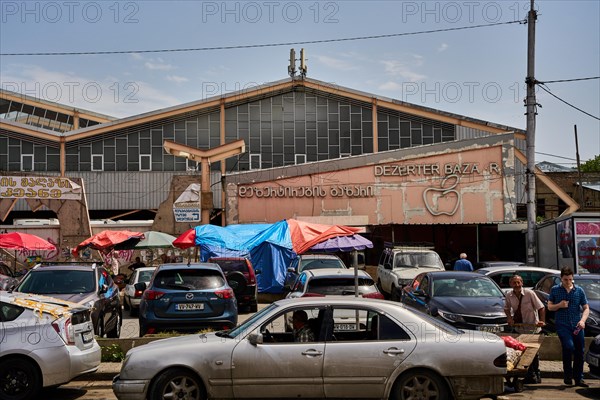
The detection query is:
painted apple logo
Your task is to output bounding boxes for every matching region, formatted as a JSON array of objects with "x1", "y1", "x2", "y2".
[{"x1": 423, "y1": 174, "x2": 461, "y2": 216}]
